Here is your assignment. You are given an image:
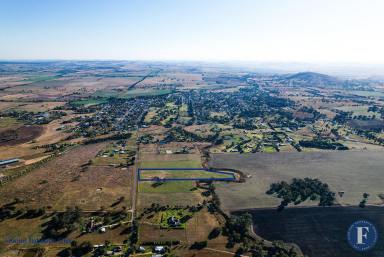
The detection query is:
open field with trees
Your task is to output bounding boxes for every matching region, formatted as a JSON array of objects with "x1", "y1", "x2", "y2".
[
  {"x1": 1, "y1": 61, "x2": 384, "y2": 256},
  {"x1": 210, "y1": 151, "x2": 384, "y2": 211},
  {"x1": 138, "y1": 207, "x2": 225, "y2": 245}
]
